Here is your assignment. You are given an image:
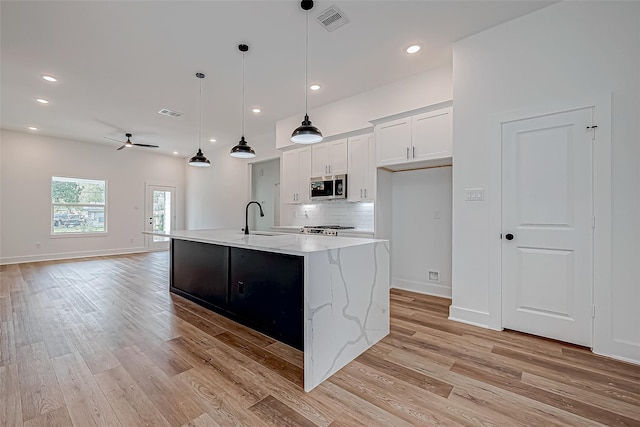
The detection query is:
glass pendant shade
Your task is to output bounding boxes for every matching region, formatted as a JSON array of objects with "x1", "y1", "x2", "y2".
[
  {"x1": 188, "y1": 148, "x2": 211, "y2": 167},
  {"x1": 230, "y1": 136, "x2": 256, "y2": 158},
  {"x1": 291, "y1": 114, "x2": 323, "y2": 144}
]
